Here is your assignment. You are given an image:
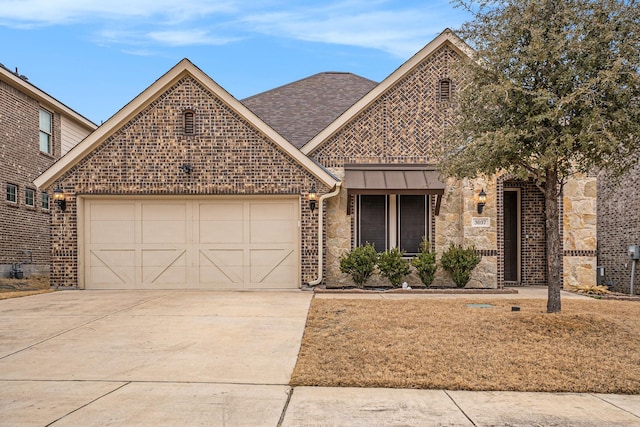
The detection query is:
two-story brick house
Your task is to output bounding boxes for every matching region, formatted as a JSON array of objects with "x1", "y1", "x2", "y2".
[
  {"x1": 34, "y1": 30, "x2": 597, "y2": 290},
  {"x1": 1, "y1": 64, "x2": 96, "y2": 278}
]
